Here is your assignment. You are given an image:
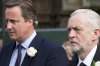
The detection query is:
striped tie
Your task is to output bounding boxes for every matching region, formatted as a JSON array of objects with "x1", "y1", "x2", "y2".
[{"x1": 15, "y1": 44, "x2": 22, "y2": 66}]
